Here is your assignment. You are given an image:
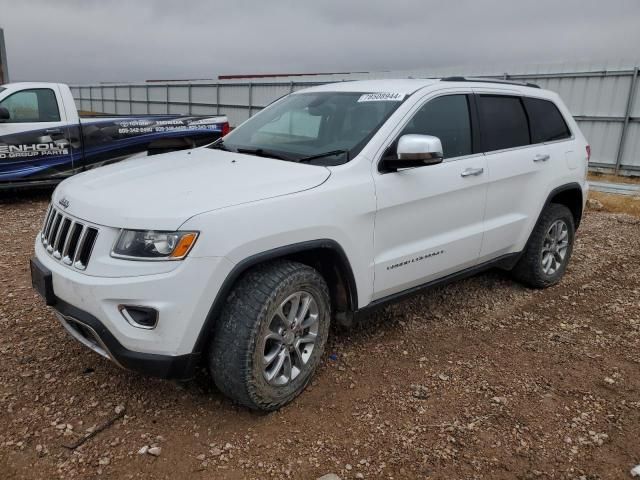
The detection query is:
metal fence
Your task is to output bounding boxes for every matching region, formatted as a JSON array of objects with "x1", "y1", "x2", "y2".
[{"x1": 71, "y1": 65, "x2": 640, "y2": 175}]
